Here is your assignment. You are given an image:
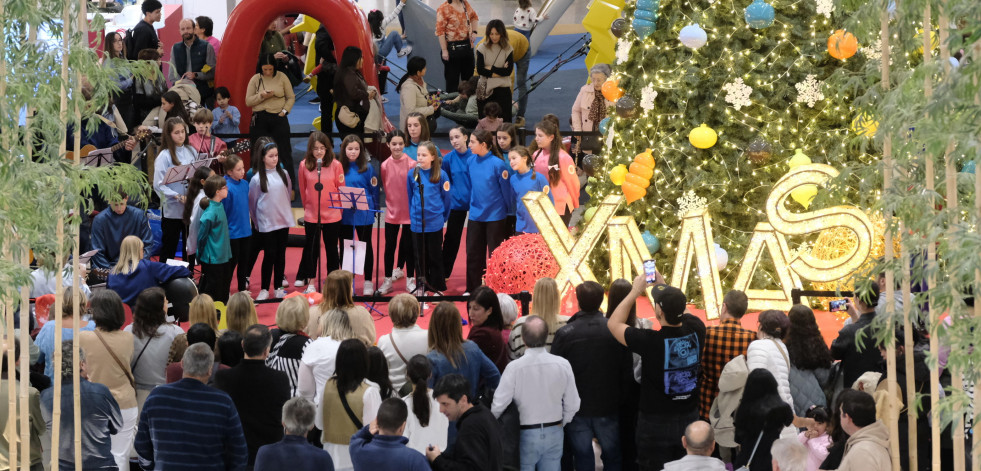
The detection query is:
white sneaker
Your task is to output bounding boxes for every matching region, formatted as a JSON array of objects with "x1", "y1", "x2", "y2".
[
  {"x1": 363, "y1": 281, "x2": 375, "y2": 296},
  {"x1": 392, "y1": 268, "x2": 405, "y2": 280},
  {"x1": 294, "y1": 279, "x2": 306, "y2": 288},
  {"x1": 406, "y1": 277, "x2": 416, "y2": 294},
  {"x1": 281, "y1": 277, "x2": 289, "y2": 288},
  {"x1": 274, "y1": 288, "x2": 287, "y2": 299},
  {"x1": 397, "y1": 45, "x2": 412, "y2": 57},
  {"x1": 256, "y1": 289, "x2": 270, "y2": 301},
  {"x1": 379, "y1": 277, "x2": 394, "y2": 294},
  {"x1": 380, "y1": 96, "x2": 389, "y2": 103},
  {"x1": 304, "y1": 284, "x2": 317, "y2": 294}
]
